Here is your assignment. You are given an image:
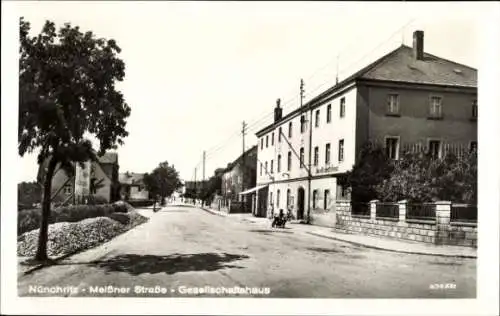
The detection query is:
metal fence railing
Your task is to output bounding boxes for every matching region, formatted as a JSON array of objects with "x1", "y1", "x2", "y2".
[
  {"x1": 451, "y1": 204, "x2": 477, "y2": 223},
  {"x1": 351, "y1": 202, "x2": 370, "y2": 216},
  {"x1": 406, "y1": 203, "x2": 436, "y2": 221},
  {"x1": 376, "y1": 203, "x2": 399, "y2": 219}
]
